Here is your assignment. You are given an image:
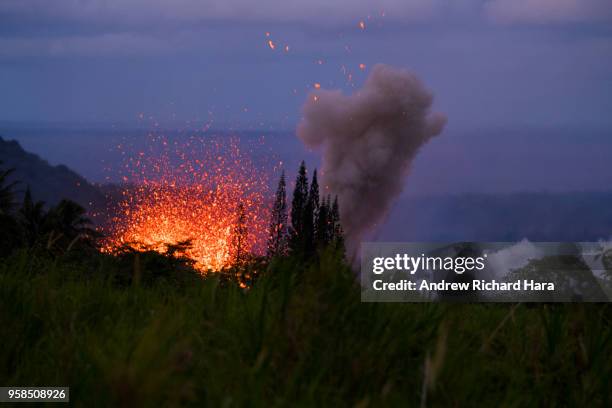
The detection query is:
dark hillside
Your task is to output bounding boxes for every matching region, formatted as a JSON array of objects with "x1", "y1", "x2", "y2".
[{"x1": 0, "y1": 136, "x2": 104, "y2": 209}]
